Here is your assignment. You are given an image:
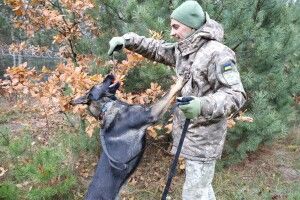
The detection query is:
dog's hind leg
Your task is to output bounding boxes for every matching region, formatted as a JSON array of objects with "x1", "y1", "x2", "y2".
[
  {"x1": 85, "y1": 152, "x2": 127, "y2": 200},
  {"x1": 85, "y1": 151, "x2": 143, "y2": 200},
  {"x1": 150, "y1": 75, "x2": 187, "y2": 122}
]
